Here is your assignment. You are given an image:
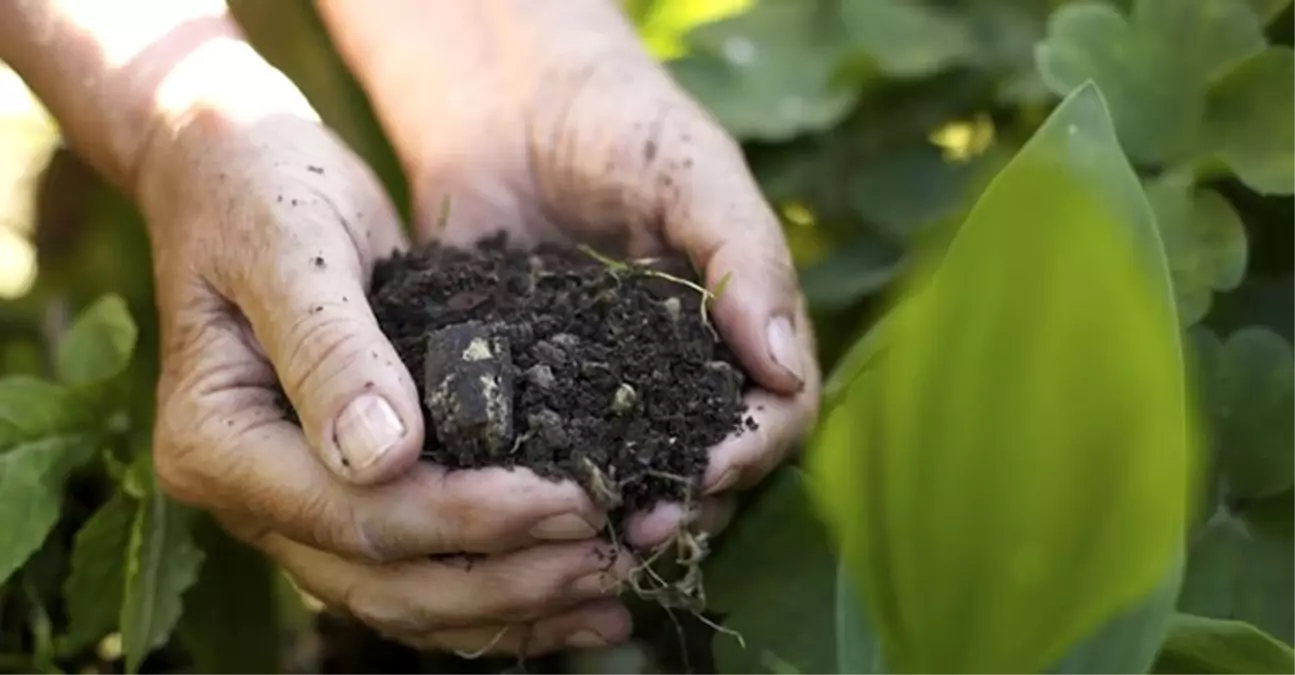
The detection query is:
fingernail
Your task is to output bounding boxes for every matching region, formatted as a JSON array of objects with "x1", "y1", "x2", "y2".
[
  {"x1": 566, "y1": 630, "x2": 608, "y2": 649},
  {"x1": 573, "y1": 571, "x2": 617, "y2": 596},
  {"x1": 766, "y1": 316, "x2": 805, "y2": 389},
  {"x1": 334, "y1": 394, "x2": 405, "y2": 470},
  {"x1": 706, "y1": 468, "x2": 739, "y2": 495},
  {"x1": 531, "y1": 513, "x2": 598, "y2": 540}
]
